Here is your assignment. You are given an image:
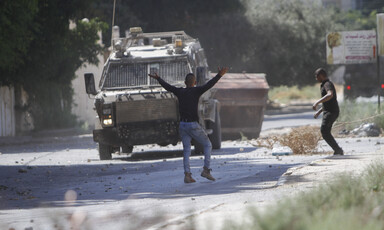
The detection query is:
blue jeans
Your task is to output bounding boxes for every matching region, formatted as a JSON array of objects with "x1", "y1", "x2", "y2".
[{"x1": 179, "y1": 121, "x2": 212, "y2": 173}]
